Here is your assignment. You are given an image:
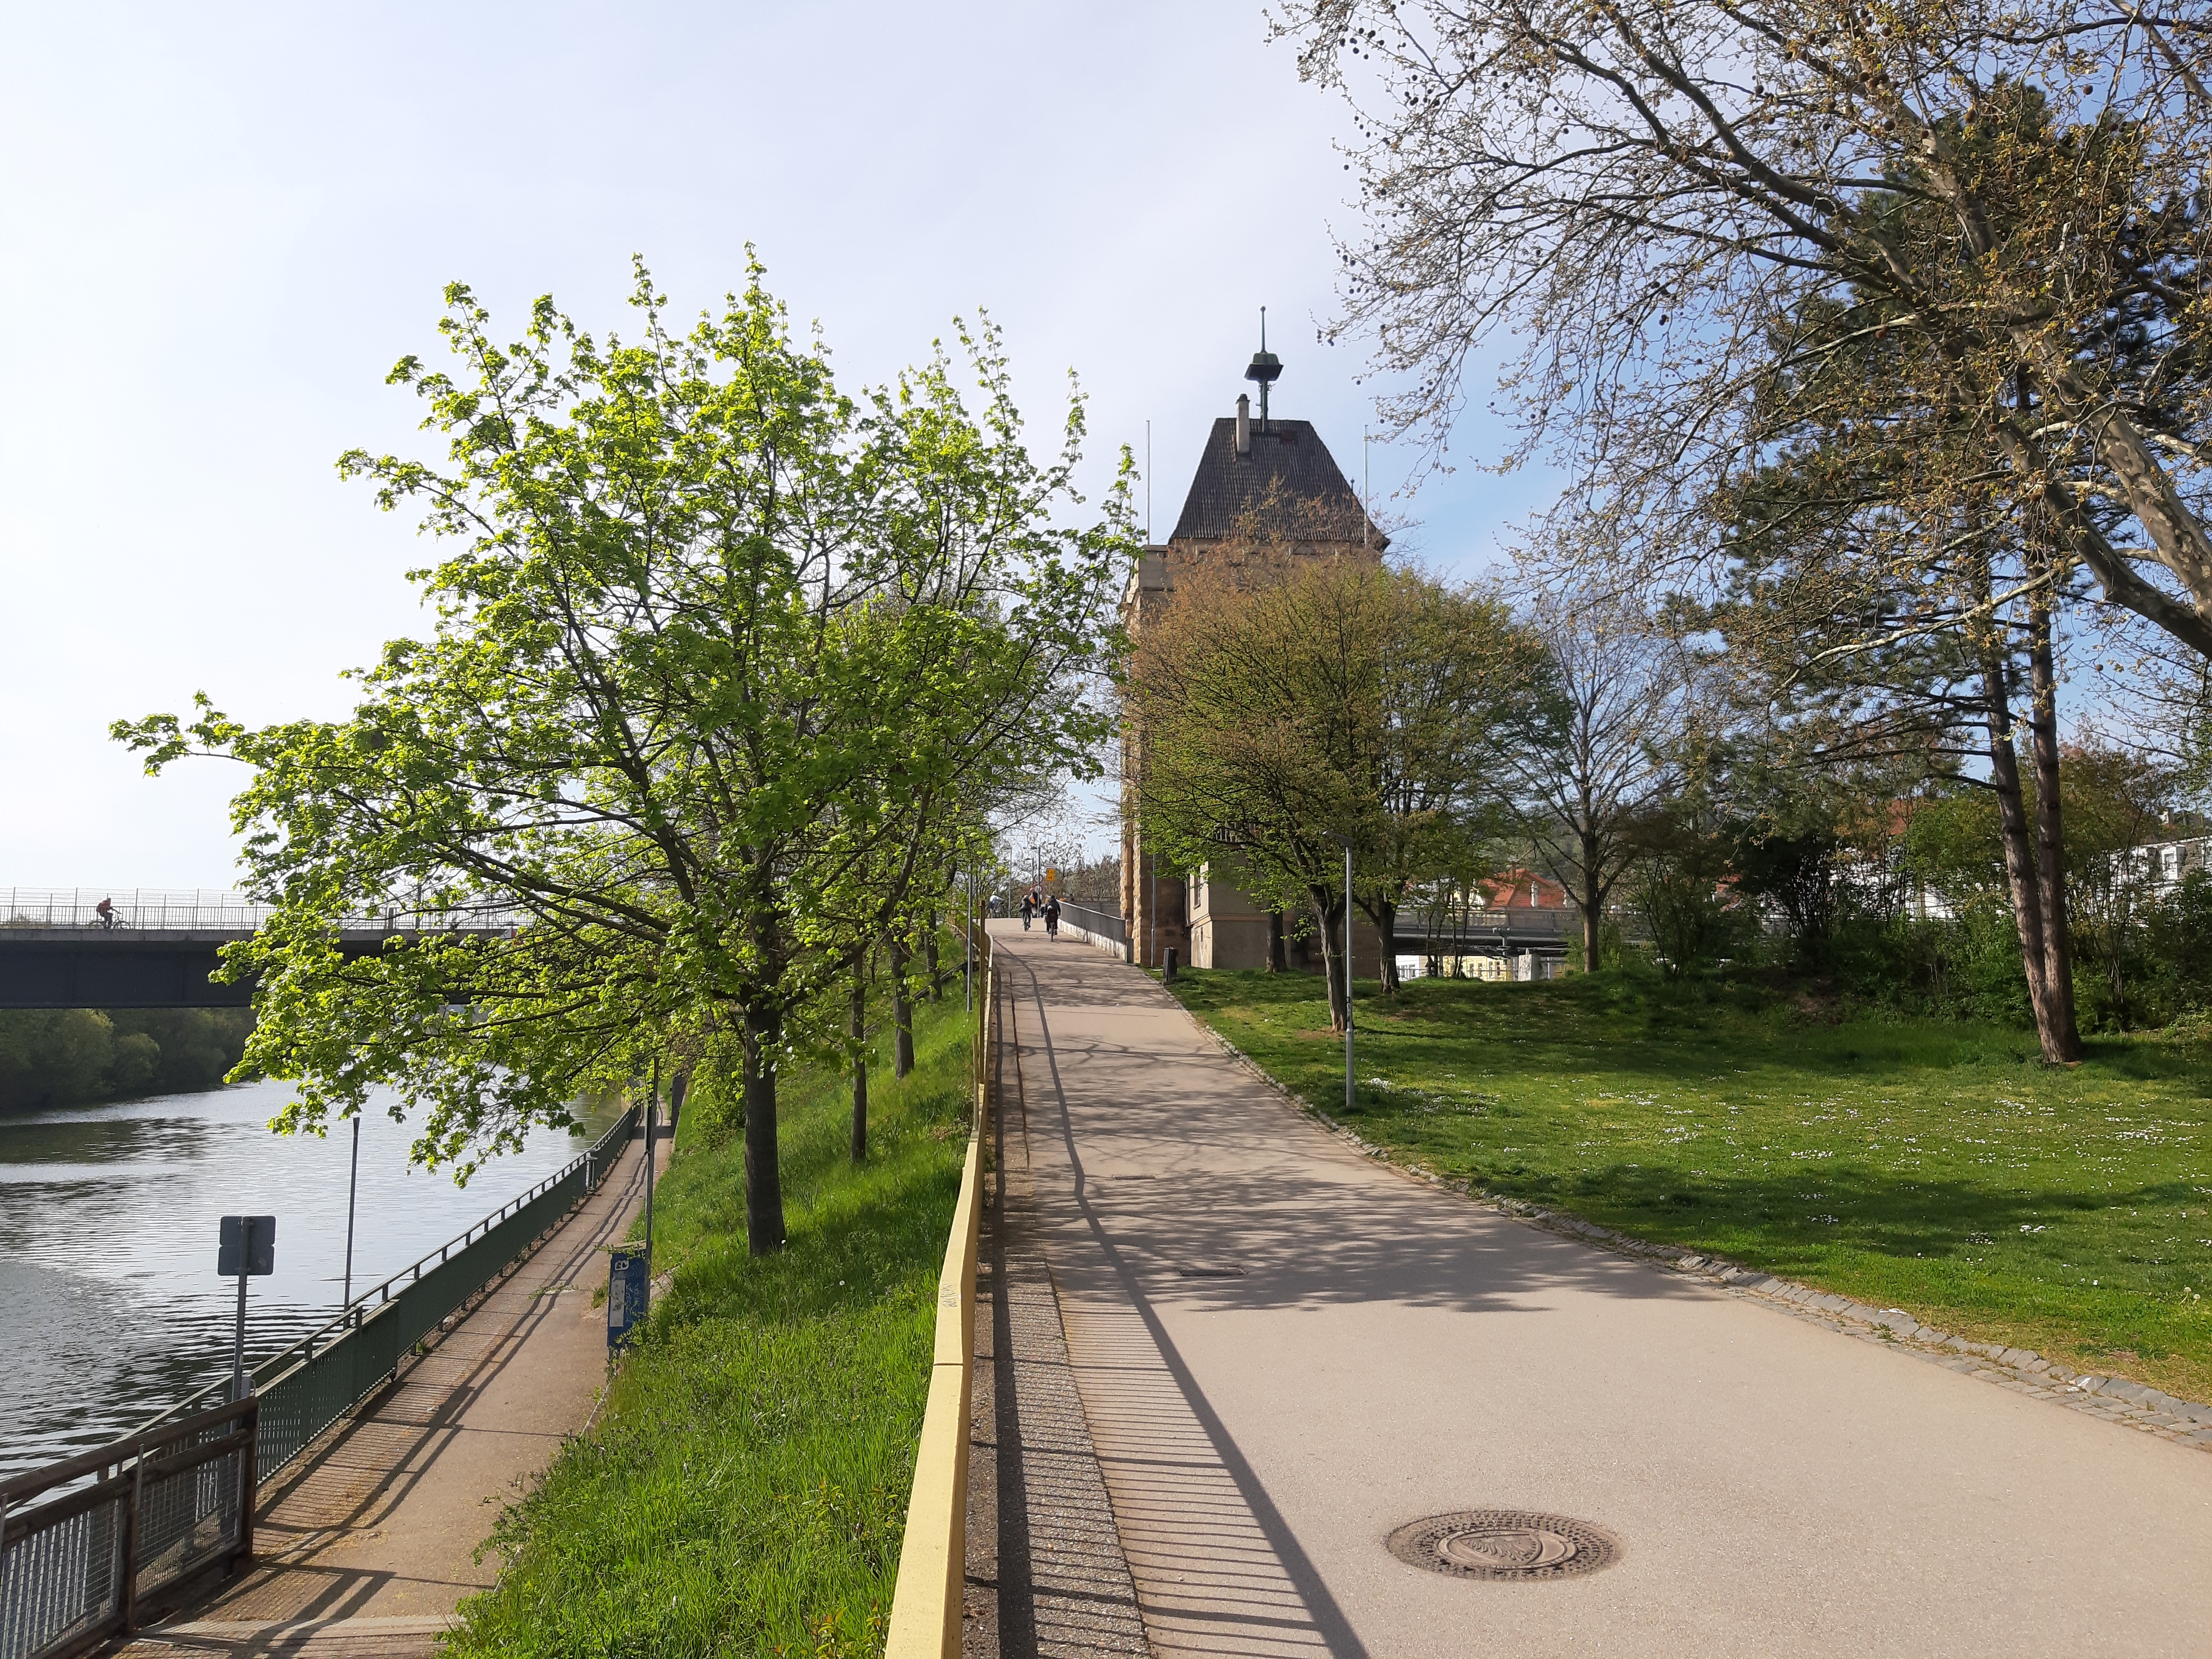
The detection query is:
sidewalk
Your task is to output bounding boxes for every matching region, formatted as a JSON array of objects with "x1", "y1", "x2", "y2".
[
  {"x1": 988, "y1": 922, "x2": 2212, "y2": 1657},
  {"x1": 965, "y1": 960, "x2": 1149, "y2": 1659},
  {"x1": 117, "y1": 1134, "x2": 662, "y2": 1657}
]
